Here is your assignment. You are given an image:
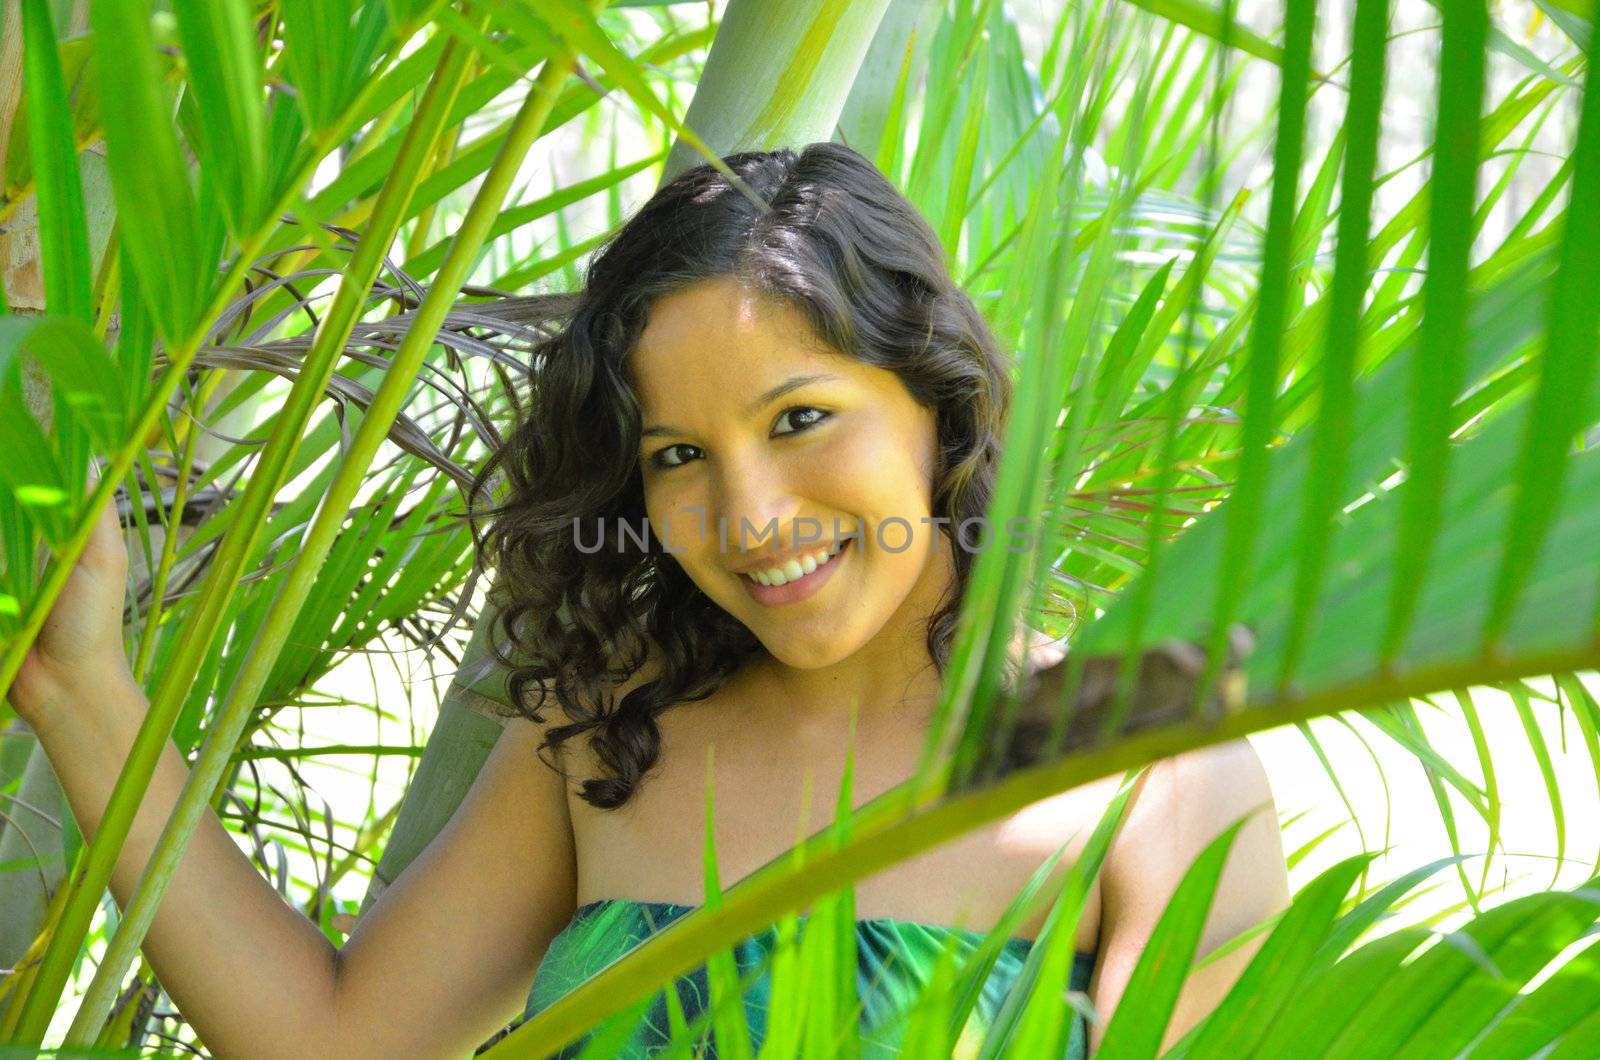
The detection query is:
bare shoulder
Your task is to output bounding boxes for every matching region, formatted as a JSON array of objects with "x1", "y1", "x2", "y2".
[
  {"x1": 332, "y1": 651, "x2": 619, "y2": 1055},
  {"x1": 1102, "y1": 738, "x2": 1288, "y2": 938},
  {"x1": 1125, "y1": 739, "x2": 1276, "y2": 834}
]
